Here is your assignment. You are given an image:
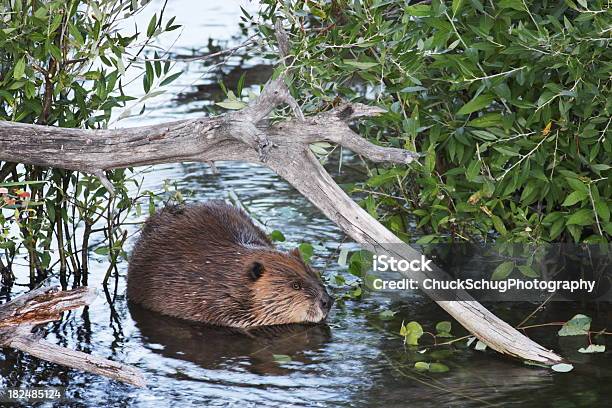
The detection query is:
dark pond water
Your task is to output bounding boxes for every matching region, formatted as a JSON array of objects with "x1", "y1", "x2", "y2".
[{"x1": 1, "y1": 1, "x2": 610, "y2": 407}]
